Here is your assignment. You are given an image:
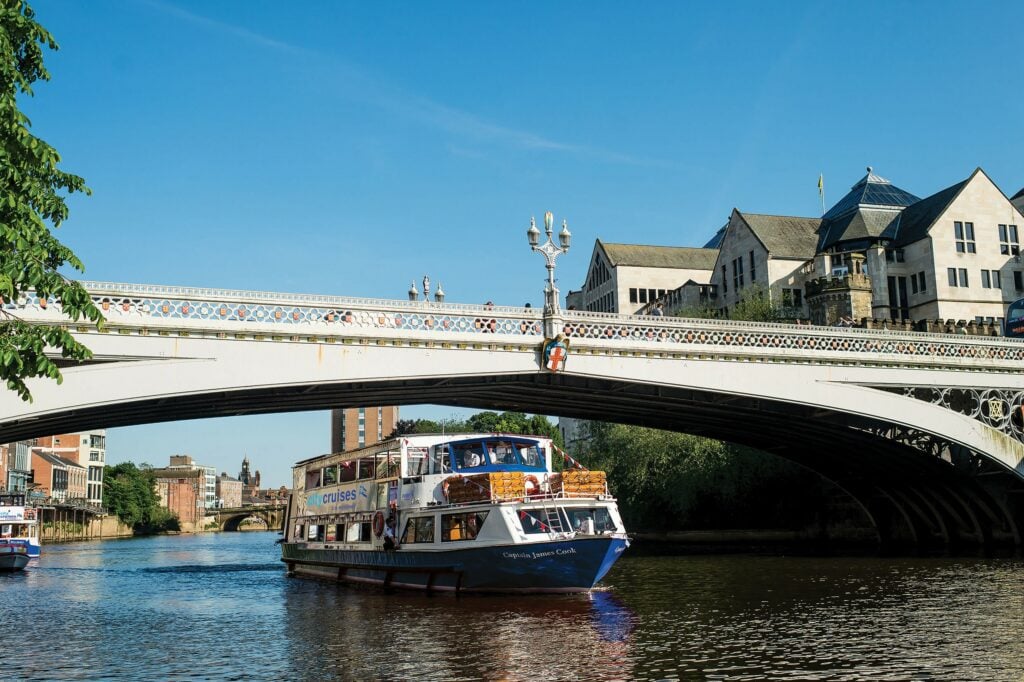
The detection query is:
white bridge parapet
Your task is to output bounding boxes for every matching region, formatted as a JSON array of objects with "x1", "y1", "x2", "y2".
[{"x1": 6, "y1": 281, "x2": 1024, "y2": 375}]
